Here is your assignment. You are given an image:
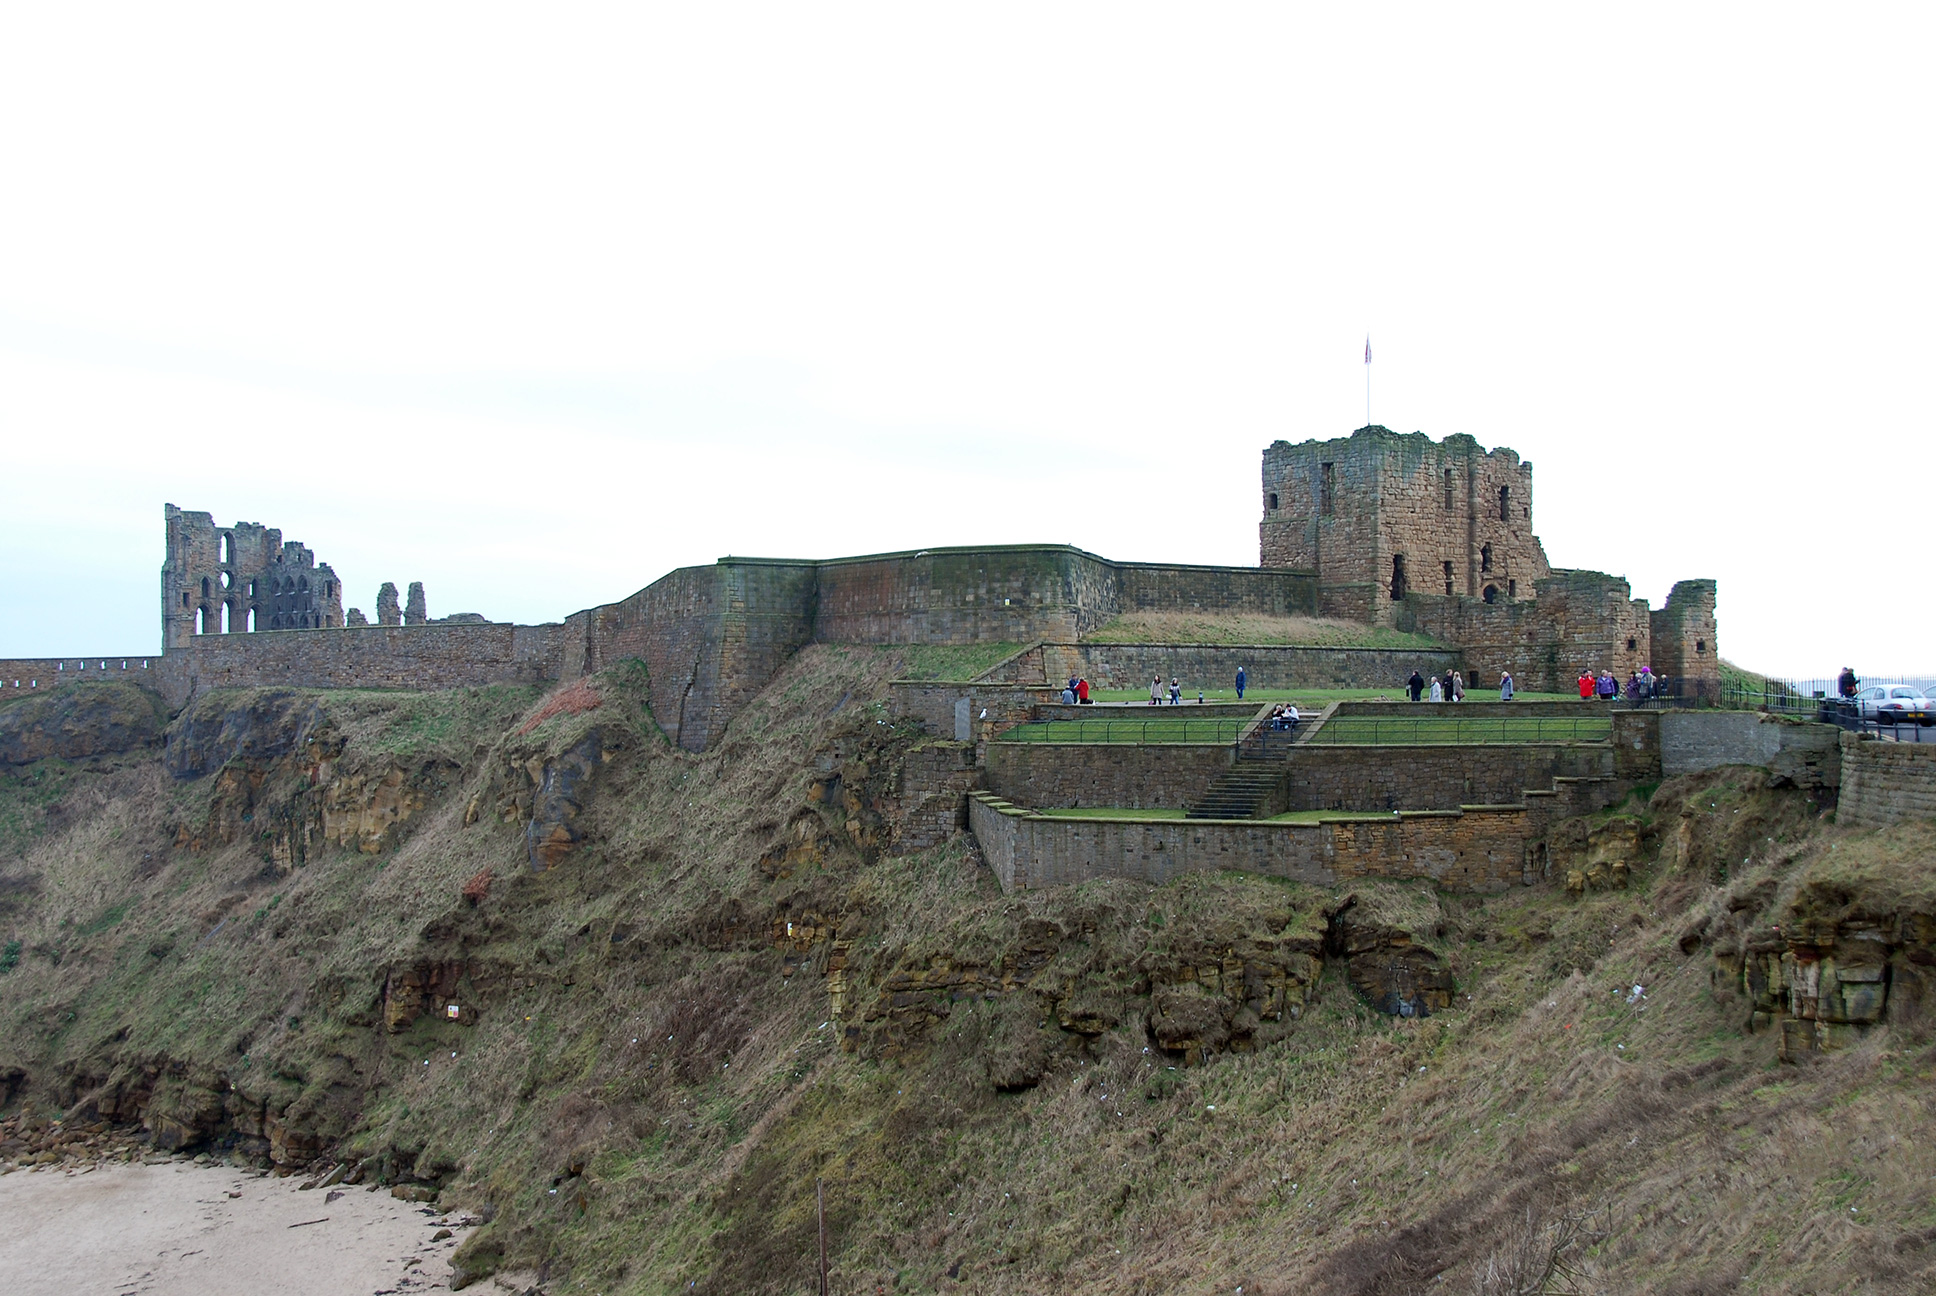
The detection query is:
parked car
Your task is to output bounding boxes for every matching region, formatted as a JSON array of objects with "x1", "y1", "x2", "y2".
[{"x1": 1854, "y1": 685, "x2": 1935, "y2": 725}]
